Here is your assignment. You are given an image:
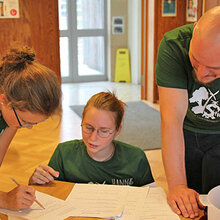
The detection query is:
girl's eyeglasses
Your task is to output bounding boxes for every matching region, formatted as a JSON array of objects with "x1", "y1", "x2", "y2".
[
  {"x1": 12, "y1": 107, "x2": 45, "y2": 127},
  {"x1": 81, "y1": 124, "x2": 115, "y2": 138}
]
